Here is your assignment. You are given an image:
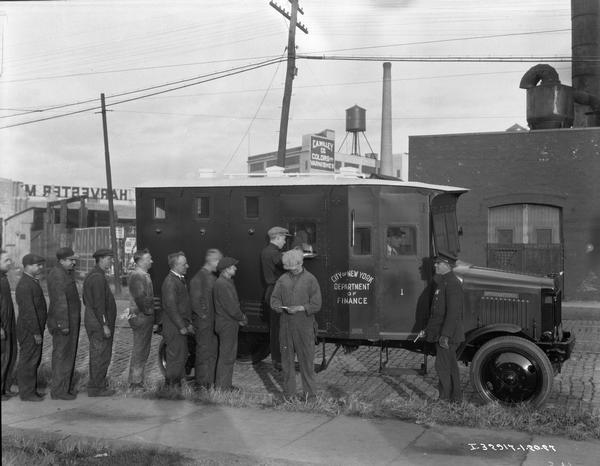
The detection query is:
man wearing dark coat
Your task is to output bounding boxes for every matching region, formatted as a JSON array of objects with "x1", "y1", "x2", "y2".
[
  {"x1": 190, "y1": 248, "x2": 222, "y2": 389},
  {"x1": 83, "y1": 248, "x2": 117, "y2": 397},
  {"x1": 270, "y1": 249, "x2": 322, "y2": 400},
  {"x1": 47, "y1": 247, "x2": 81, "y2": 400},
  {"x1": 16, "y1": 254, "x2": 48, "y2": 401},
  {"x1": 127, "y1": 248, "x2": 155, "y2": 390},
  {"x1": 161, "y1": 251, "x2": 194, "y2": 388},
  {"x1": 260, "y1": 226, "x2": 290, "y2": 372},
  {"x1": 423, "y1": 251, "x2": 465, "y2": 402},
  {"x1": 214, "y1": 257, "x2": 247, "y2": 390},
  {"x1": 1, "y1": 250, "x2": 18, "y2": 401}
]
